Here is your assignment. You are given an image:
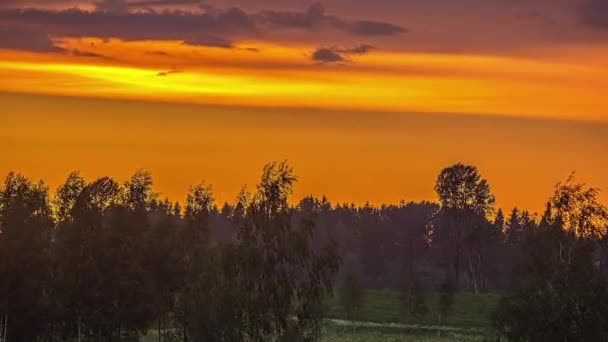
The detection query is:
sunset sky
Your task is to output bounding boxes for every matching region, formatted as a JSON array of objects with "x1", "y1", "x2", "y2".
[{"x1": 1, "y1": 0, "x2": 607, "y2": 213}]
